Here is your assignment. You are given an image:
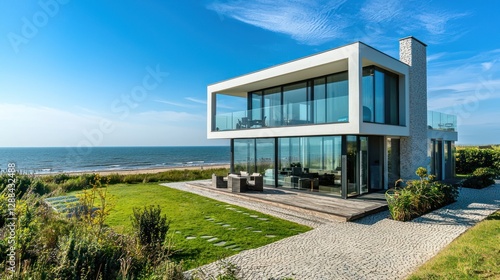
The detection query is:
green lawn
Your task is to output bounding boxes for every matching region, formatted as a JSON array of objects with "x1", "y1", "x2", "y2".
[
  {"x1": 408, "y1": 211, "x2": 500, "y2": 280},
  {"x1": 74, "y1": 183, "x2": 311, "y2": 269}
]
